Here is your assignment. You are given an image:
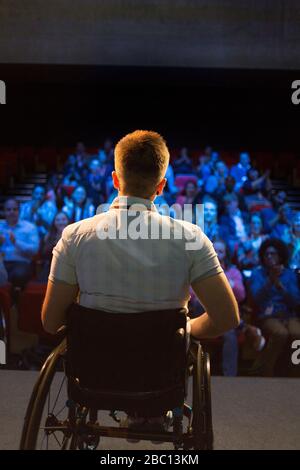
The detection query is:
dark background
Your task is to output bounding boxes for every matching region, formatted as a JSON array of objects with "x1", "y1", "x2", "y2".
[{"x1": 0, "y1": 64, "x2": 299, "y2": 153}]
